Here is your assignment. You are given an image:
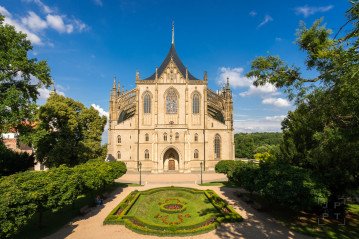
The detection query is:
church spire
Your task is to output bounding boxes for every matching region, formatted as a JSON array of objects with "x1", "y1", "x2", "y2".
[{"x1": 171, "y1": 21, "x2": 175, "y2": 45}]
